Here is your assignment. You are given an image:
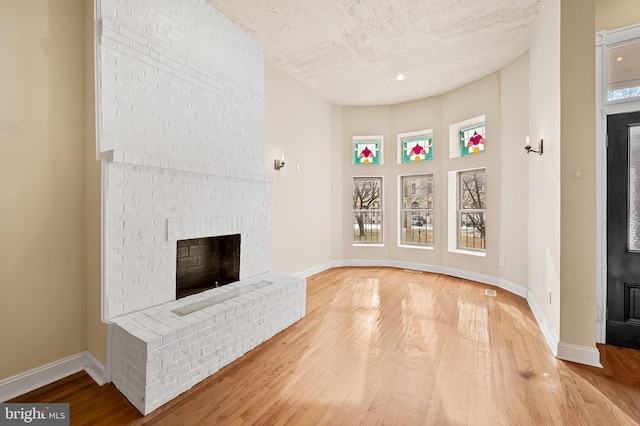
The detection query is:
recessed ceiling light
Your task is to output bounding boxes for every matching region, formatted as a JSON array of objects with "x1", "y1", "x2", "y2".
[
  {"x1": 396, "y1": 74, "x2": 405, "y2": 81},
  {"x1": 617, "y1": 56, "x2": 624, "y2": 62}
]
